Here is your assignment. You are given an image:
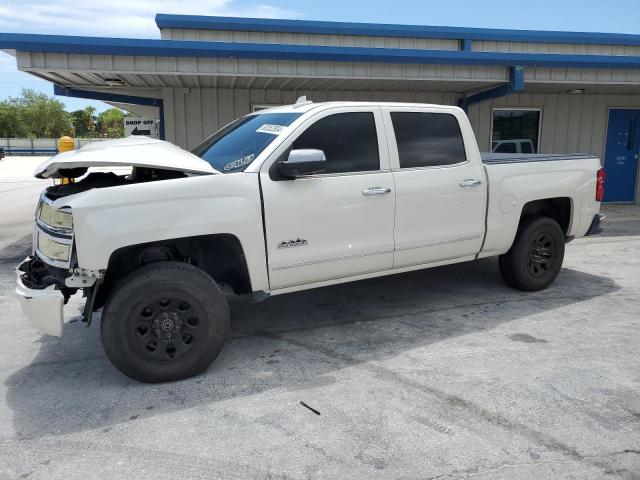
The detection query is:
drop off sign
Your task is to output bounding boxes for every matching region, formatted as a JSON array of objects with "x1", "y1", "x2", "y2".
[{"x1": 124, "y1": 117, "x2": 159, "y2": 139}]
